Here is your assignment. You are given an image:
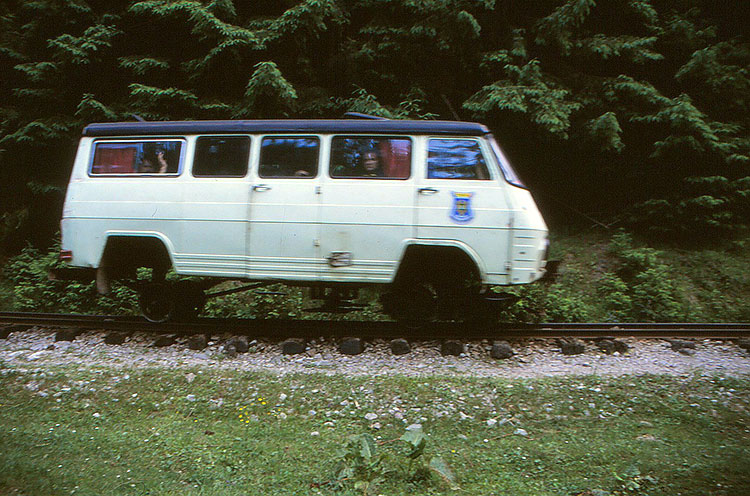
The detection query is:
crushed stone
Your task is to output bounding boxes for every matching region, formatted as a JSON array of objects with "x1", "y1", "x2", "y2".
[{"x1": 0, "y1": 327, "x2": 748, "y2": 378}]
